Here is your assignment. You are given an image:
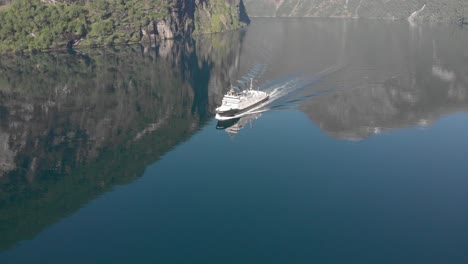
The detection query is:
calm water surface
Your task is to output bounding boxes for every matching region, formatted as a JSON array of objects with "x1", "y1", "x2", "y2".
[{"x1": 0, "y1": 18, "x2": 467, "y2": 263}]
